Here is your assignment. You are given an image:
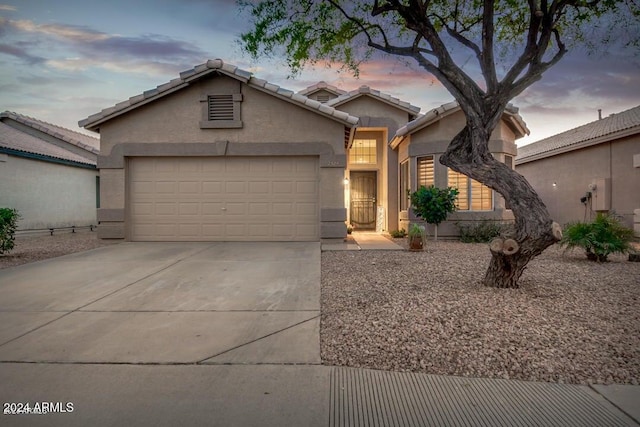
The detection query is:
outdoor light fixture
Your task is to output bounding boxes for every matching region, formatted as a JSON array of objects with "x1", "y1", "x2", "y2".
[
  {"x1": 343, "y1": 178, "x2": 349, "y2": 185},
  {"x1": 552, "y1": 182, "x2": 557, "y2": 187}
]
